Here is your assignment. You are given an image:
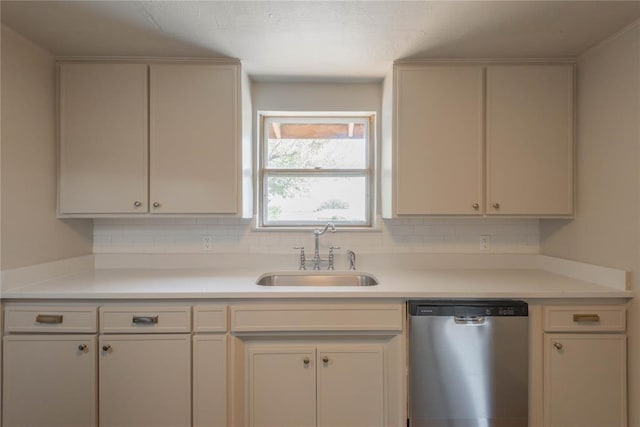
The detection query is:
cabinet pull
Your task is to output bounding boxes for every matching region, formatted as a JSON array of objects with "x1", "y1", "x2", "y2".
[
  {"x1": 102, "y1": 345, "x2": 112, "y2": 352},
  {"x1": 492, "y1": 203, "x2": 500, "y2": 210},
  {"x1": 134, "y1": 201, "x2": 142, "y2": 207},
  {"x1": 553, "y1": 342, "x2": 563, "y2": 350},
  {"x1": 573, "y1": 314, "x2": 600, "y2": 322},
  {"x1": 152, "y1": 202, "x2": 161, "y2": 208},
  {"x1": 78, "y1": 344, "x2": 88, "y2": 352},
  {"x1": 303, "y1": 357, "x2": 310, "y2": 365},
  {"x1": 472, "y1": 203, "x2": 480, "y2": 211},
  {"x1": 132, "y1": 315, "x2": 159, "y2": 325},
  {"x1": 35, "y1": 314, "x2": 63, "y2": 324},
  {"x1": 322, "y1": 355, "x2": 329, "y2": 363}
]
